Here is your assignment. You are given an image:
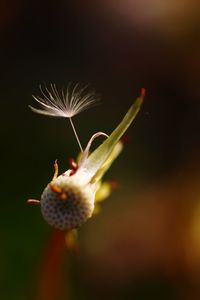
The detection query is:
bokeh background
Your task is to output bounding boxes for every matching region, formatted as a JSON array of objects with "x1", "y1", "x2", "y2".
[{"x1": 1, "y1": 0, "x2": 200, "y2": 299}]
